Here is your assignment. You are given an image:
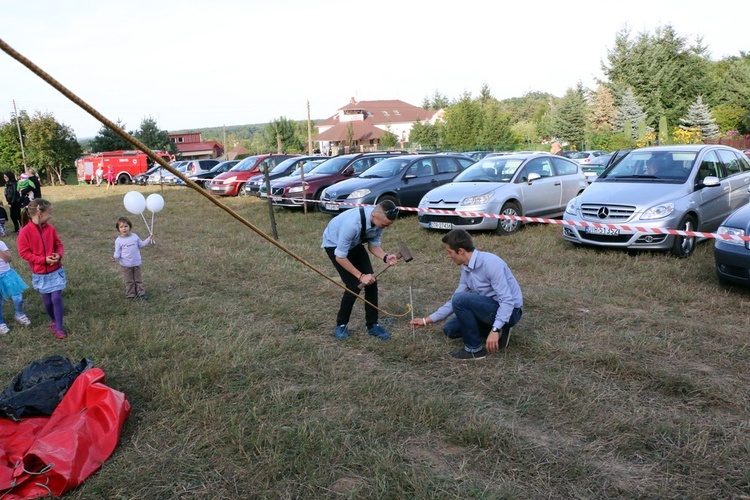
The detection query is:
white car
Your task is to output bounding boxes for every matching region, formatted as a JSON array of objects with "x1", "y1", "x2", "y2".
[{"x1": 418, "y1": 153, "x2": 588, "y2": 235}]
